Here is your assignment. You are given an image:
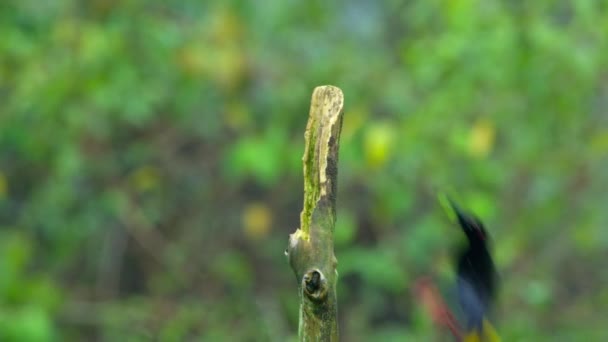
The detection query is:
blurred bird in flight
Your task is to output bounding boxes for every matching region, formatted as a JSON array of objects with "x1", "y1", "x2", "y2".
[
  {"x1": 414, "y1": 196, "x2": 500, "y2": 342},
  {"x1": 450, "y1": 199, "x2": 500, "y2": 342}
]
